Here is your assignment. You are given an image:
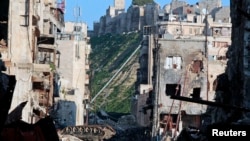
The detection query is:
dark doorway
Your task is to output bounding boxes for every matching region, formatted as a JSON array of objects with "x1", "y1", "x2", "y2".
[
  {"x1": 165, "y1": 84, "x2": 181, "y2": 96},
  {"x1": 191, "y1": 88, "x2": 201, "y2": 99}
]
